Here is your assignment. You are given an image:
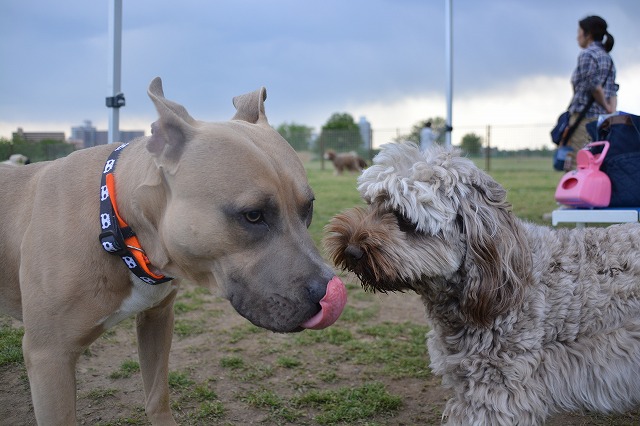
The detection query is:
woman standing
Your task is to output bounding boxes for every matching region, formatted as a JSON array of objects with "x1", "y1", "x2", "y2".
[{"x1": 564, "y1": 15, "x2": 618, "y2": 170}]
